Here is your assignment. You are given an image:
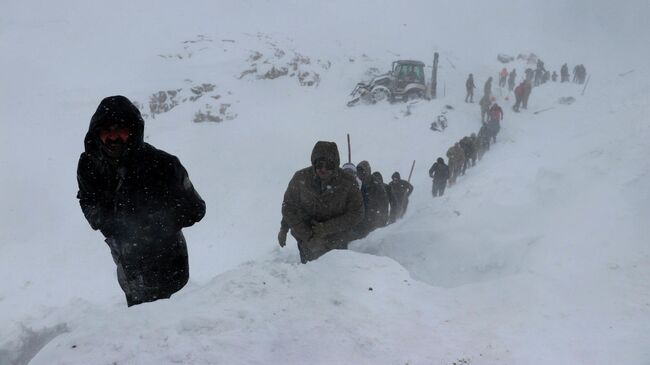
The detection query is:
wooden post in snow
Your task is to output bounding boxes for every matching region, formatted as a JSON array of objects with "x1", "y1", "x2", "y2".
[
  {"x1": 407, "y1": 160, "x2": 416, "y2": 183},
  {"x1": 581, "y1": 75, "x2": 591, "y2": 96},
  {"x1": 431, "y1": 52, "x2": 439, "y2": 99},
  {"x1": 347, "y1": 134, "x2": 351, "y2": 164}
]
